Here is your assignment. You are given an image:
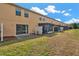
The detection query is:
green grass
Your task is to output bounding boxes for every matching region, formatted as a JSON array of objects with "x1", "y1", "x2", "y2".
[
  {"x1": 0, "y1": 29, "x2": 79, "y2": 56},
  {"x1": 0, "y1": 36, "x2": 48, "y2": 56}
]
